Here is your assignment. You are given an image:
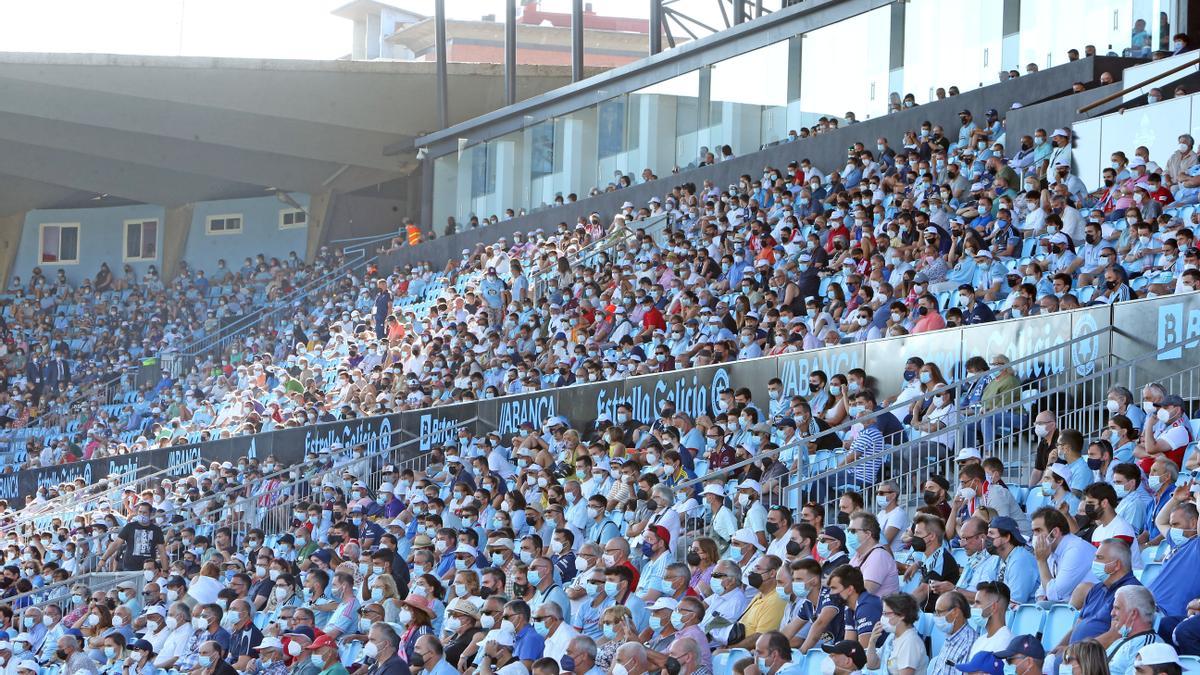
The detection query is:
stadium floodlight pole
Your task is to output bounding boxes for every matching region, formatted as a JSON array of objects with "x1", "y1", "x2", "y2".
[
  {"x1": 649, "y1": 0, "x2": 663, "y2": 55},
  {"x1": 505, "y1": 0, "x2": 517, "y2": 105},
  {"x1": 435, "y1": 0, "x2": 449, "y2": 130},
  {"x1": 733, "y1": 0, "x2": 746, "y2": 25},
  {"x1": 571, "y1": 0, "x2": 584, "y2": 82}
]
